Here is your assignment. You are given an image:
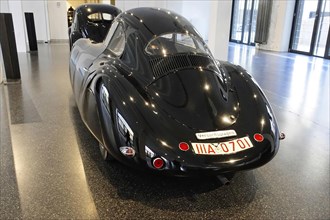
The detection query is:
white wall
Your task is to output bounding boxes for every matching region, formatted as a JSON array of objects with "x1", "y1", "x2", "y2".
[
  {"x1": 117, "y1": 0, "x2": 138, "y2": 10},
  {"x1": 0, "y1": 0, "x2": 9, "y2": 12},
  {"x1": 165, "y1": 1, "x2": 182, "y2": 13},
  {"x1": 115, "y1": 0, "x2": 181, "y2": 12},
  {"x1": 101, "y1": 0, "x2": 110, "y2": 4},
  {"x1": 22, "y1": 0, "x2": 50, "y2": 42},
  {"x1": 207, "y1": 0, "x2": 232, "y2": 60},
  {"x1": 181, "y1": 1, "x2": 211, "y2": 41},
  {"x1": 138, "y1": 0, "x2": 167, "y2": 8},
  {"x1": 0, "y1": 0, "x2": 71, "y2": 55},
  {"x1": 115, "y1": 0, "x2": 207, "y2": 37},
  {"x1": 259, "y1": 0, "x2": 295, "y2": 52},
  {"x1": 6, "y1": 0, "x2": 27, "y2": 52},
  {"x1": 47, "y1": 0, "x2": 69, "y2": 41}
]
